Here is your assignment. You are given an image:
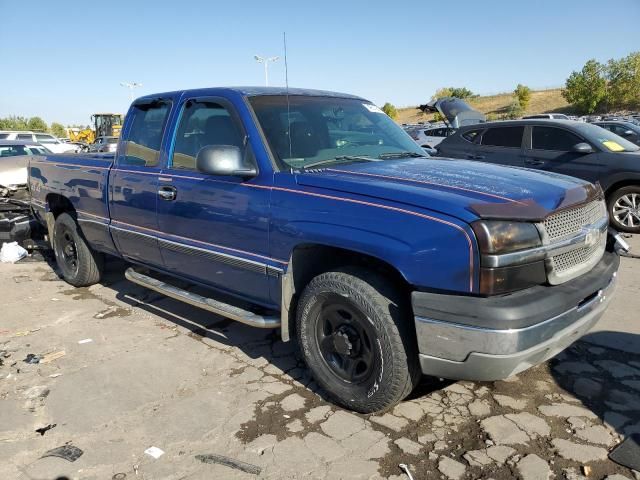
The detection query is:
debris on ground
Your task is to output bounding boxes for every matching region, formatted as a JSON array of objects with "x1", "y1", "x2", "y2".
[
  {"x1": 144, "y1": 446, "x2": 165, "y2": 459},
  {"x1": 23, "y1": 385, "x2": 50, "y2": 400},
  {"x1": 0, "y1": 242, "x2": 27, "y2": 263},
  {"x1": 40, "y1": 445, "x2": 84, "y2": 462},
  {"x1": 399, "y1": 463, "x2": 415, "y2": 480},
  {"x1": 35, "y1": 424, "x2": 57, "y2": 436},
  {"x1": 40, "y1": 350, "x2": 66, "y2": 364},
  {"x1": 195, "y1": 453, "x2": 262, "y2": 475},
  {"x1": 609, "y1": 433, "x2": 640, "y2": 471},
  {"x1": 23, "y1": 353, "x2": 42, "y2": 364},
  {"x1": 77, "y1": 338, "x2": 93, "y2": 344},
  {"x1": 12, "y1": 328, "x2": 40, "y2": 337}
]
